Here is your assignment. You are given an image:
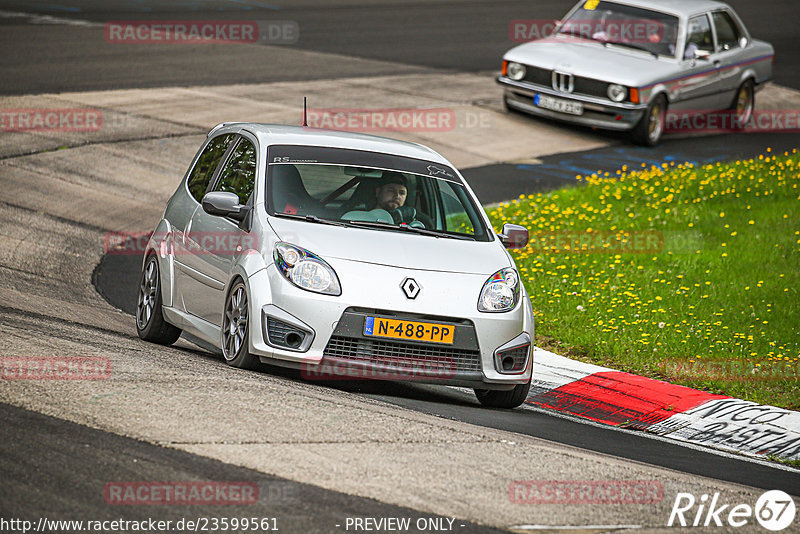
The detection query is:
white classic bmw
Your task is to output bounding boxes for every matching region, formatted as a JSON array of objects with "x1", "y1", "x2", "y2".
[
  {"x1": 498, "y1": 0, "x2": 773, "y2": 145},
  {"x1": 136, "y1": 123, "x2": 534, "y2": 408}
]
